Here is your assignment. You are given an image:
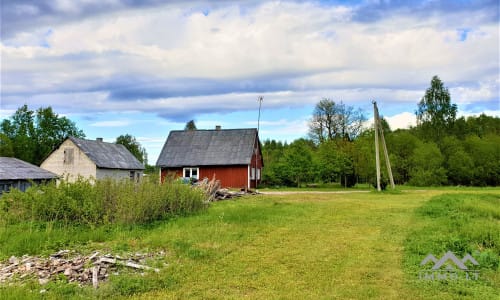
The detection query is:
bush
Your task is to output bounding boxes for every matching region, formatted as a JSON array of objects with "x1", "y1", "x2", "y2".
[{"x1": 0, "y1": 176, "x2": 207, "y2": 226}]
